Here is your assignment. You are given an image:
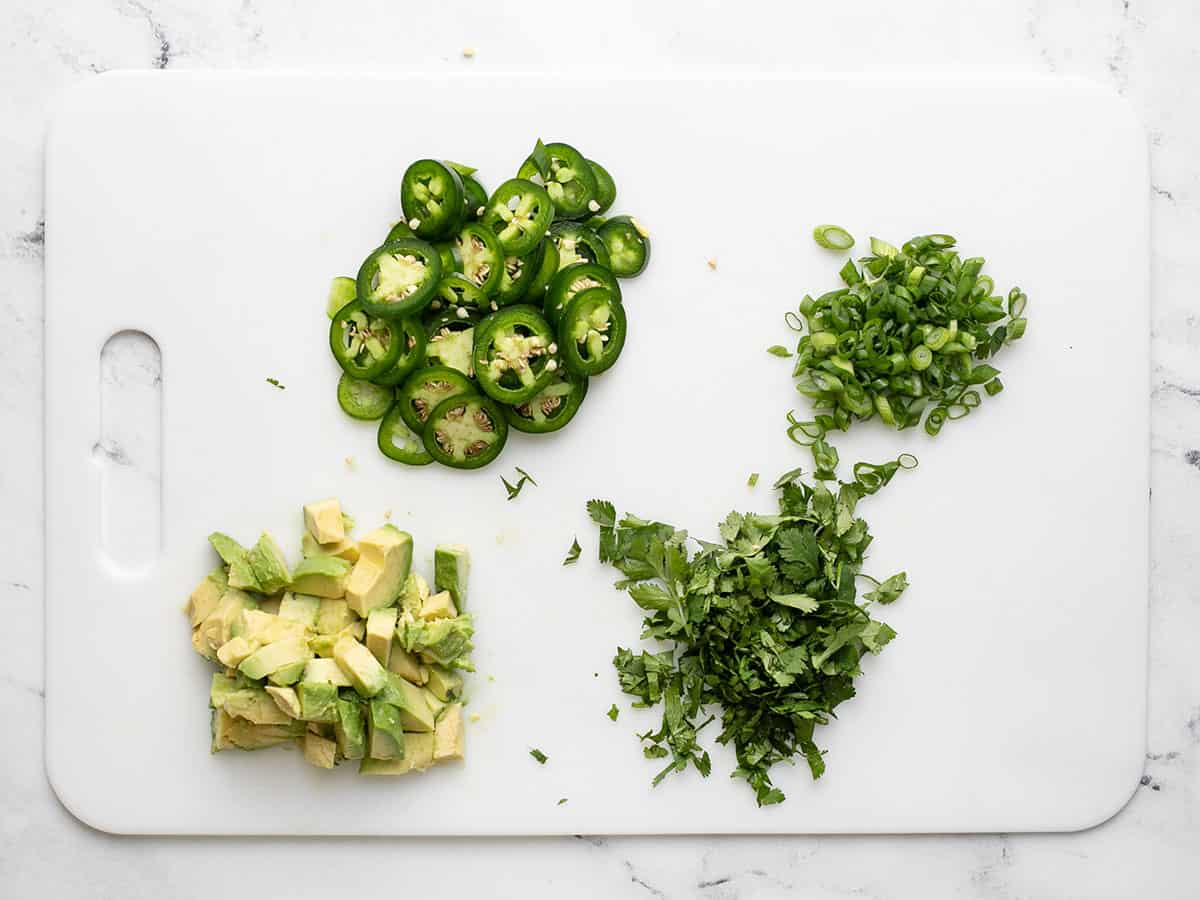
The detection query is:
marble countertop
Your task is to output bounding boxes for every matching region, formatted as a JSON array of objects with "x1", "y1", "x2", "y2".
[{"x1": 2, "y1": 1, "x2": 1197, "y2": 896}]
